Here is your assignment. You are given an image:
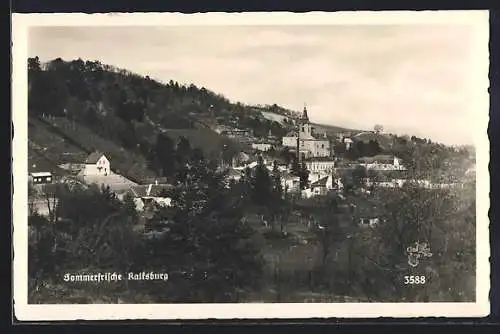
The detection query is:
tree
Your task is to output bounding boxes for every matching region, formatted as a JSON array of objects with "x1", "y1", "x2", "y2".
[
  {"x1": 250, "y1": 156, "x2": 273, "y2": 207},
  {"x1": 175, "y1": 136, "x2": 193, "y2": 168},
  {"x1": 145, "y1": 155, "x2": 264, "y2": 302},
  {"x1": 291, "y1": 161, "x2": 310, "y2": 190},
  {"x1": 270, "y1": 160, "x2": 287, "y2": 232},
  {"x1": 155, "y1": 133, "x2": 177, "y2": 177},
  {"x1": 351, "y1": 165, "x2": 368, "y2": 189},
  {"x1": 366, "y1": 140, "x2": 381, "y2": 156},
  {"x1": 279, "y1": 147, "x2": 295, "y2": 166},
  {"x1": 28, "y1": 184, "x2": 141, "y2": 299},
  {"x1": 374, "y1": 124, "x2": 384, "y2": 134}
]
